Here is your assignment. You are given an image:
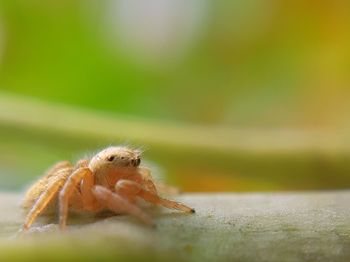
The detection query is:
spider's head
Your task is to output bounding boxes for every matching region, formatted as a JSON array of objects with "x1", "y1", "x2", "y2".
[{"x1": 89, "y1": 146, "x2": 142, "y2": 172}]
